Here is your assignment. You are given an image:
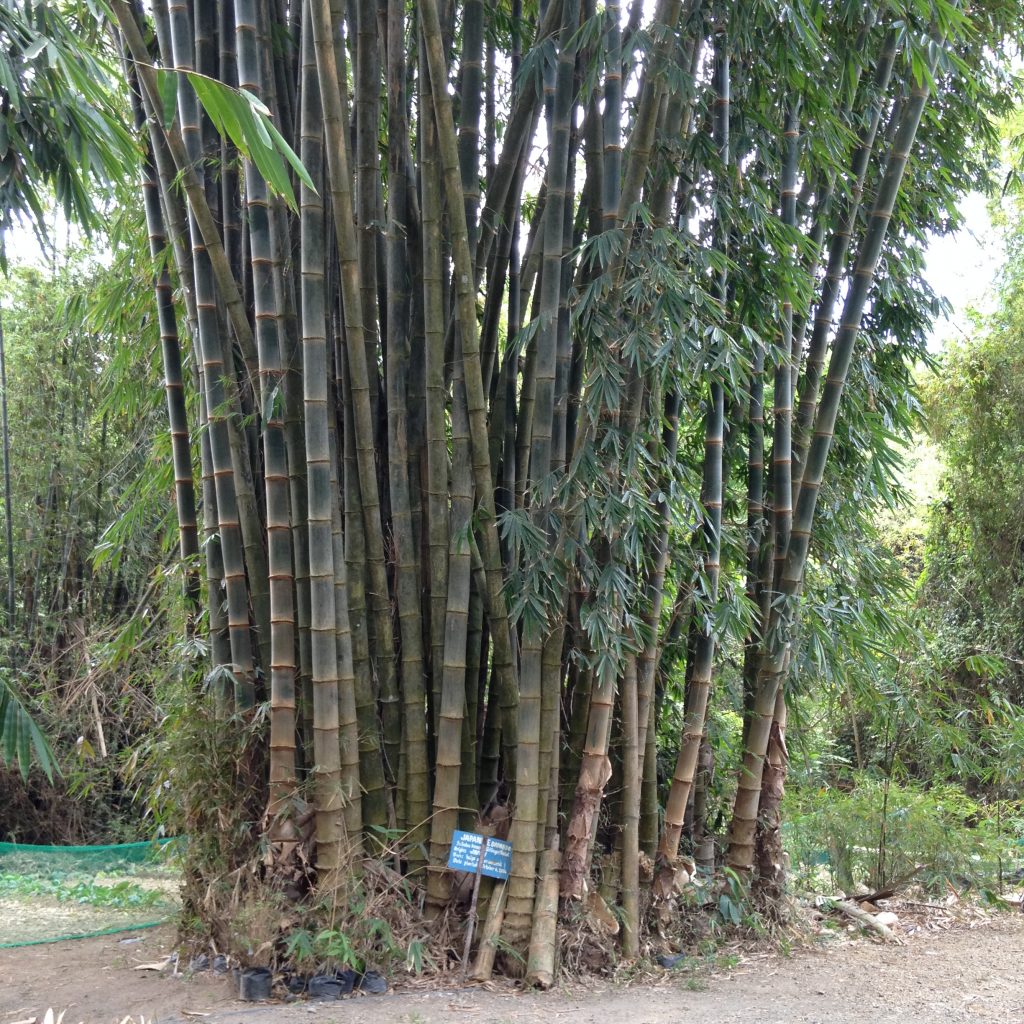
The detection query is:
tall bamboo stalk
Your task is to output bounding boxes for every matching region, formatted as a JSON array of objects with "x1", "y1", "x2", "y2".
[
  {"x1": 654, "y1": 31, "x2": 729, "y2": 893},
  {"x1": 310, "y1": 0, "x2": 401, "y2": 793},
  {"x1": 298, "y1": 0, "x2": 348, "y2": 873},
  {"x1": 161, "y1": 0, "x2": 258, "y2": 709},
  {"x1": 791, "y1": 30, "x2": 899, "y2": 500},
  {"x1": 236, "y1": 0, "x2": 298, "y2": 816},
  {"x1": 426, "y1": 352, "x2": 474, "y2": 912},
  {"x1": 504, "y1": 0, "x2": 579, "y2": 945},
  {"x1": 420, "y1": 0, "x2": 520, "y2": 803},
  {"x1": 420, "y1": 52, "x2": 450, "y2": 737},
  {"x1": 385, "y1": 0, "x2": 429, "y2": 859},
  {"x1": 130, "y1": 84, "x2": 200, "y2": 616},
  {"x1": 726, "y1": 51, "x2": 939, "y2": 873}
]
